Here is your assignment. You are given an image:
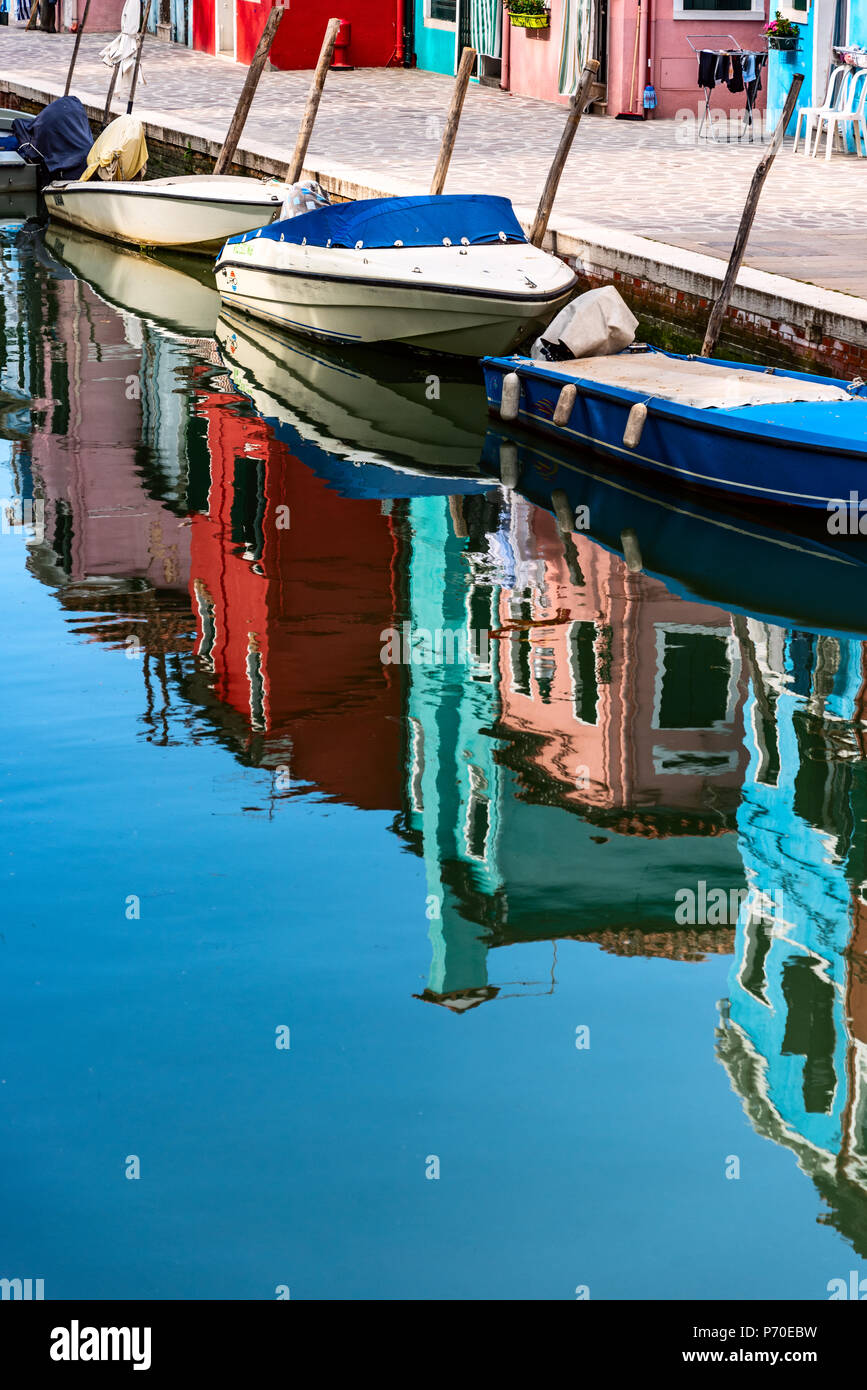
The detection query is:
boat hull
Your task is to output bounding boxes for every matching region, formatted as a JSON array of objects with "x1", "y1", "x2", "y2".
[
  {"x1": 43, "y1": 177, "x2": 287, "y2": 252},
  {"x1": 215, "y1": 257, "x2": 575, "y2": 358},
  {"x1": 482, "y1": 352, "x2": 867, "y2": 509}
]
